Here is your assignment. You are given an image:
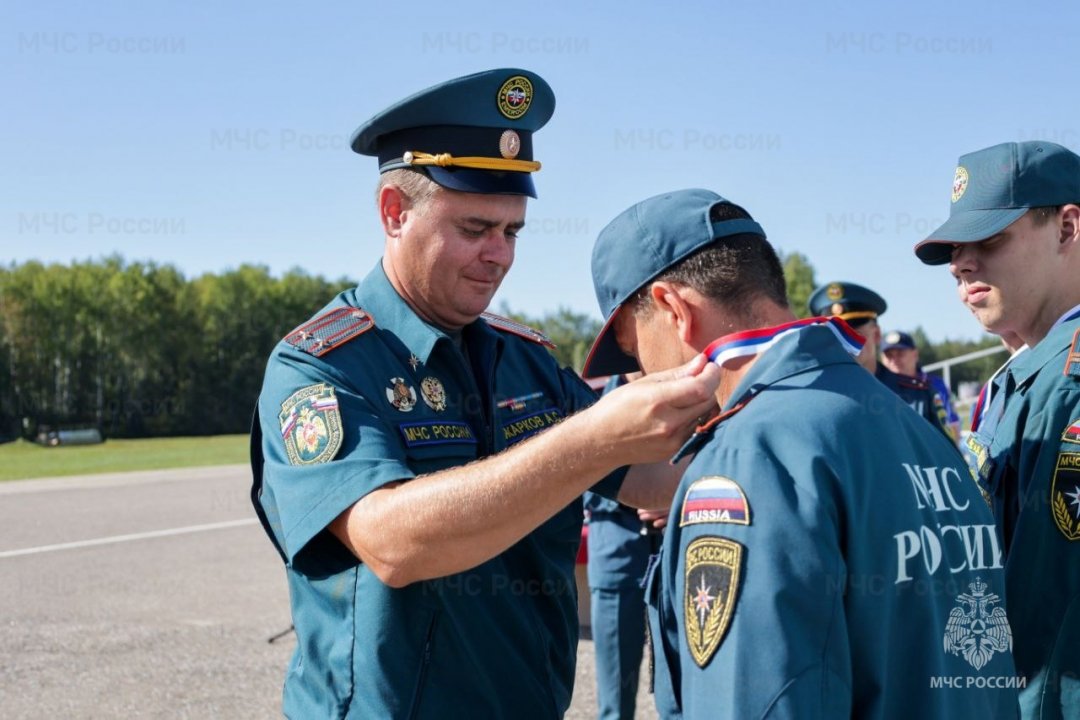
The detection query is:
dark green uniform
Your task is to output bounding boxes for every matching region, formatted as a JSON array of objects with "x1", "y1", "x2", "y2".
[{"x1": 251, "y1": 263, "x2": 618, "y2": 718}]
